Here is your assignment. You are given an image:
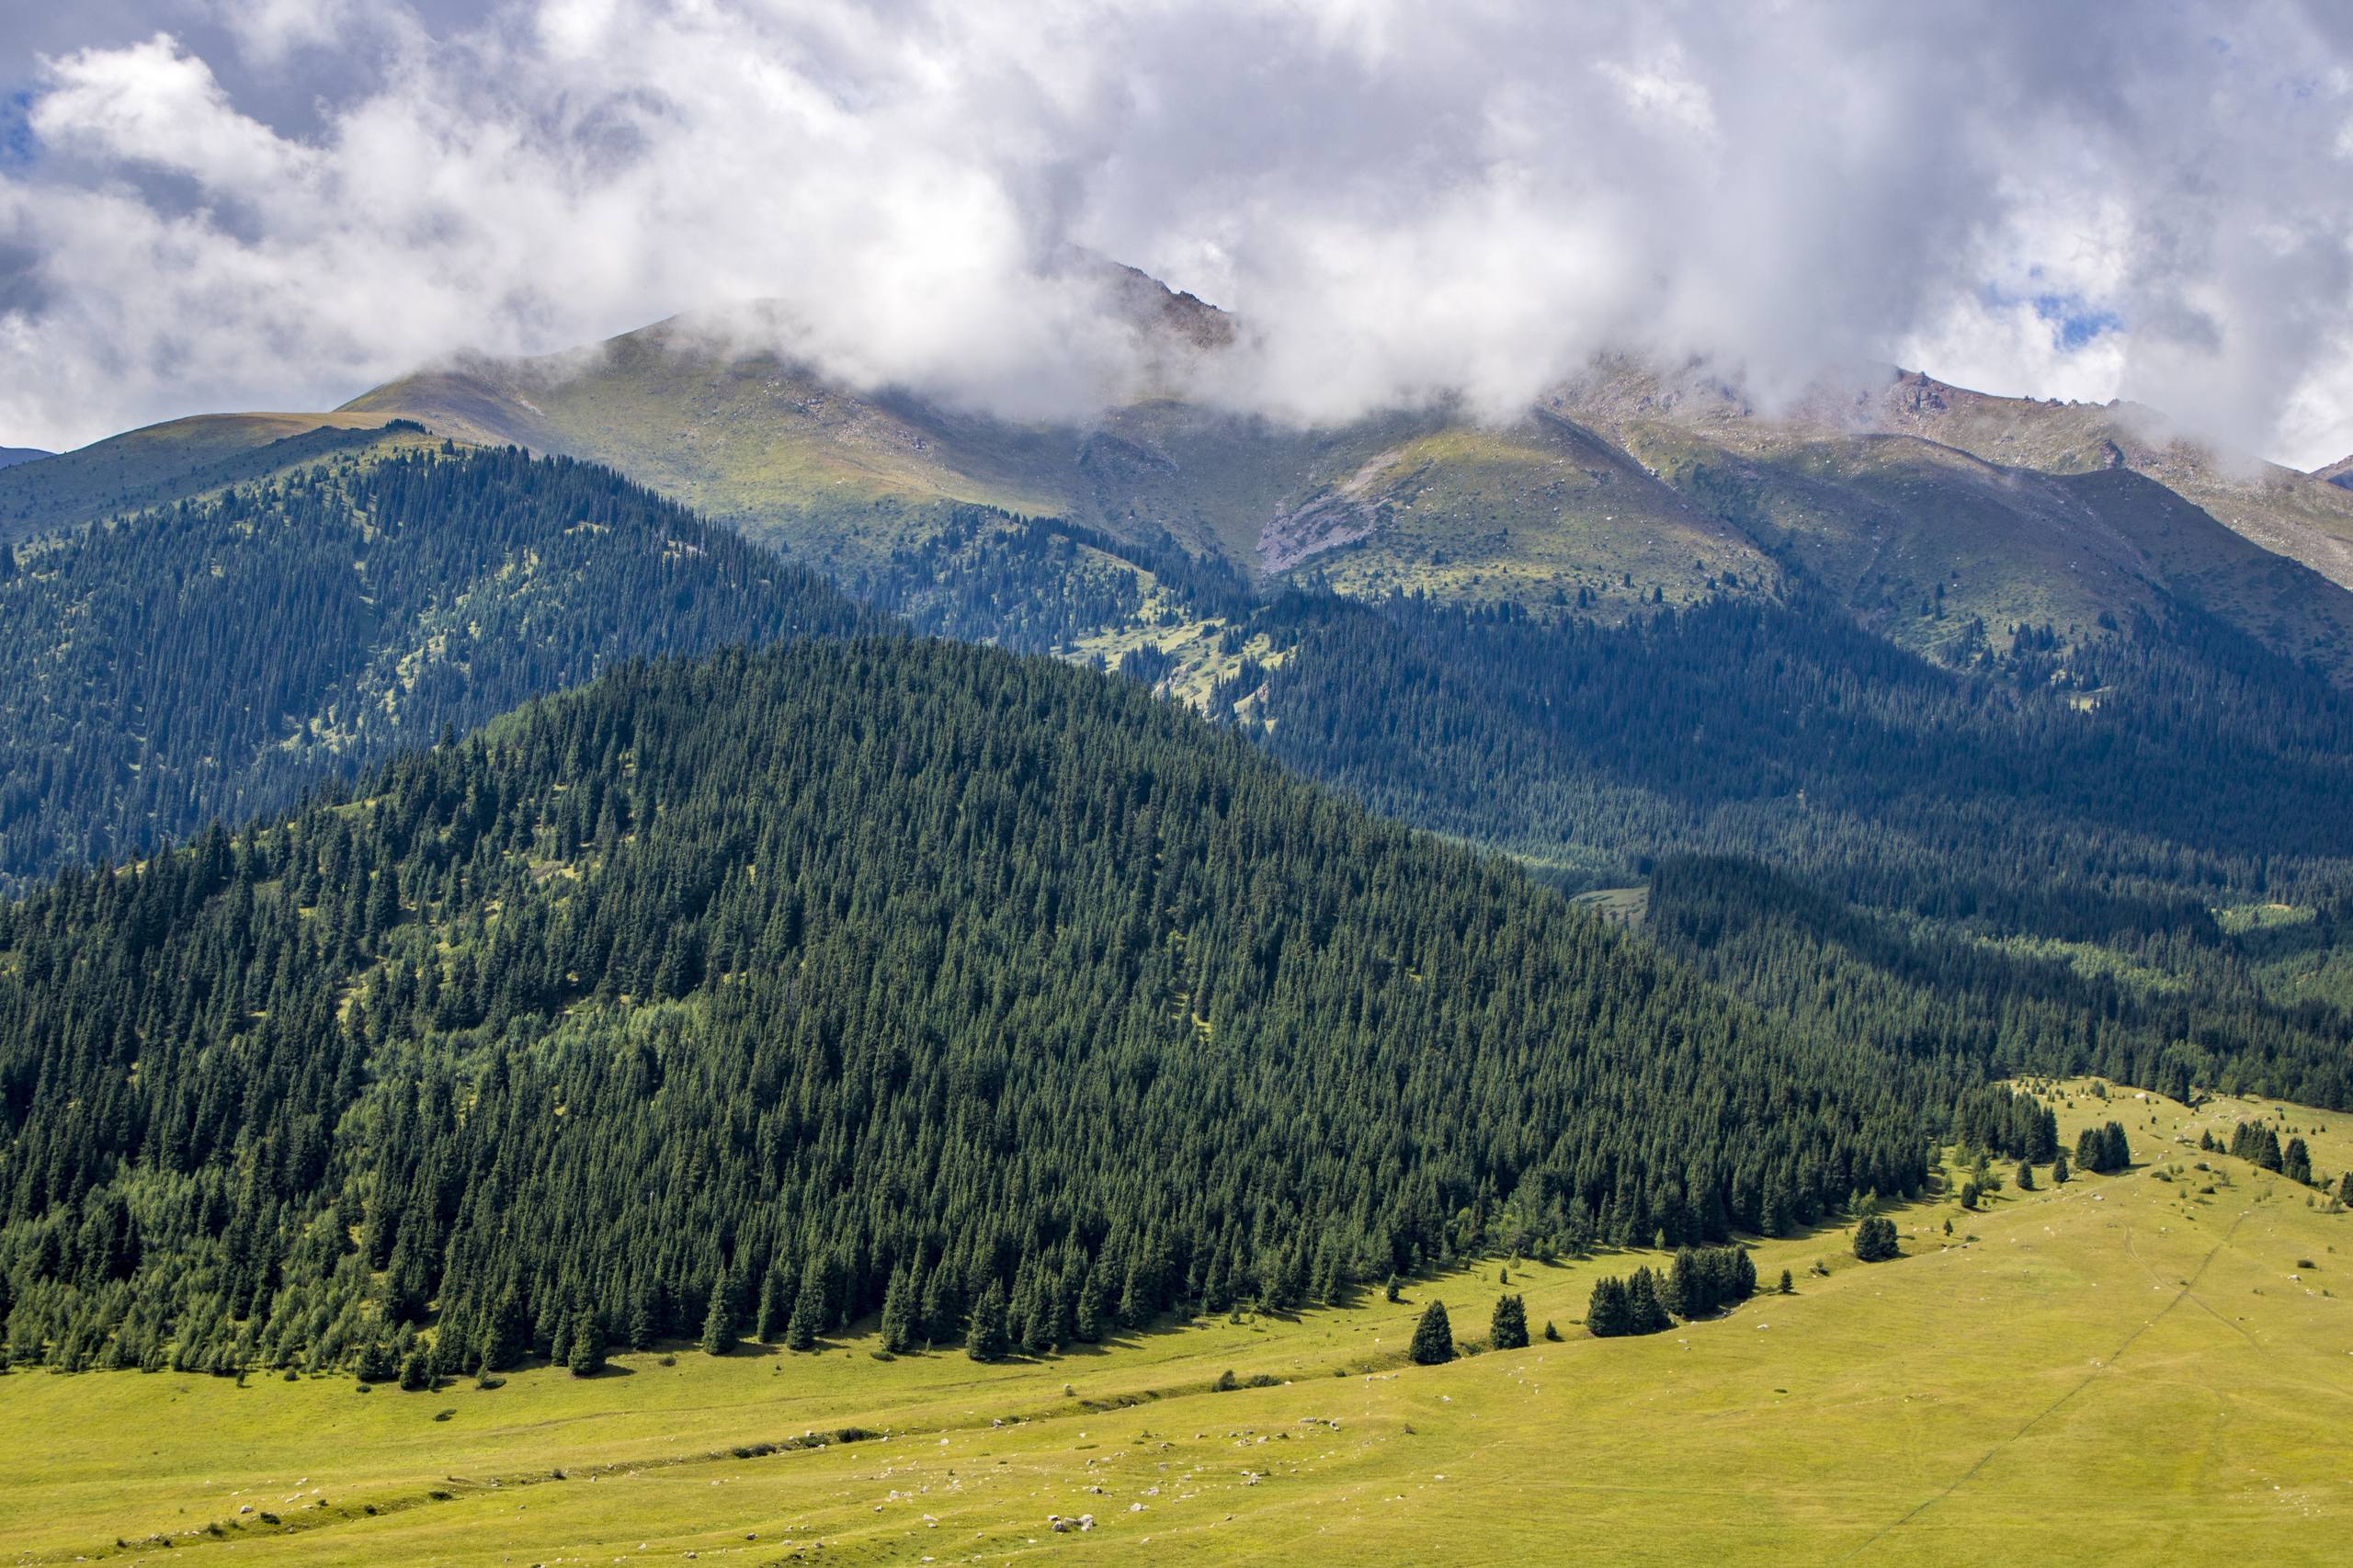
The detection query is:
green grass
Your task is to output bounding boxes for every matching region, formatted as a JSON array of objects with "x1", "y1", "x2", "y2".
[{"x1": 6, "y1": 1079, "x2": 2348, "y2": 1564}]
